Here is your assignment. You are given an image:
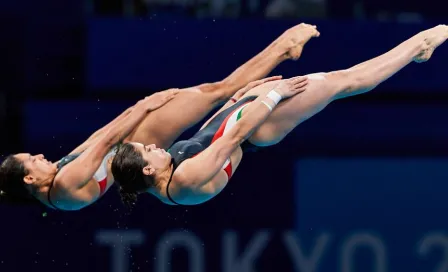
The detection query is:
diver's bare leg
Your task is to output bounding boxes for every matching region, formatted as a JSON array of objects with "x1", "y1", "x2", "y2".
[
  {"x1": 245, "y1": 25, "x2": 448, "y2": 146},
  {"x1": 196, "y1": 23, "x2": 320, "y2": 101},
  {"x1": 130, "y1": 23, "x2": 321, "y2": 148}
]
